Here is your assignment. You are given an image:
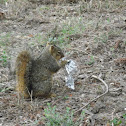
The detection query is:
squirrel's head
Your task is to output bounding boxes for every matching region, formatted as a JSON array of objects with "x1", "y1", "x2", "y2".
[{"x1": 47, "y1": 43, "x2": 64, "y2": 61}]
